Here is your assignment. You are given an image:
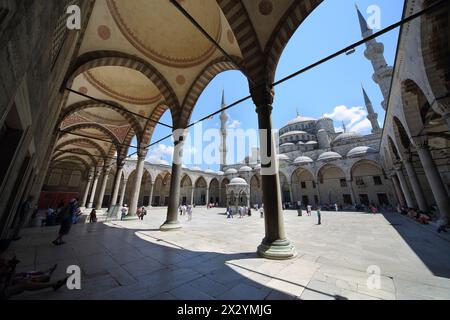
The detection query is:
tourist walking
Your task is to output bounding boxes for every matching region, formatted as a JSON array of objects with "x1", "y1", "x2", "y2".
[
  {"x1": 138, "y1": 206, "x2": 146, "y2": 221},
  {"x1": 120, "y1": 204, "x2": 128, "y2": 221},
  {"x1": 260, "y1": 205, "x2": 264, "y2": 218},
  {"x1": 334, "y1": 203, "x2": 339, "y2": 212},
  {"x1": 317, "y1": 206, "x2": 322, "y2": 225},
  {"x1": 52, "y1": 198, "x2": 77, "y2": 246},
  {"x1": 89, "y1": 209, "x2": 97, "y2": 223},
  {"x1": 307, "y1": 205, "x2": 312, "y2": 216}
]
